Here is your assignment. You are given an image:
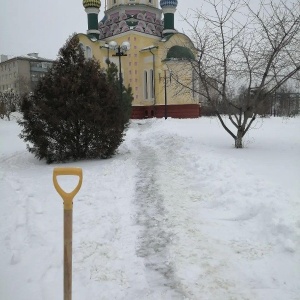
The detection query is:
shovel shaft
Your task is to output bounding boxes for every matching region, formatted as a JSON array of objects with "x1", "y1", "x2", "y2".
[
  {"x1": 64, "y1": 209, "x2": 73, "y2": 300},
  {"x1": 53, "y1": 167, "x2": 83, "y2": 300}
]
